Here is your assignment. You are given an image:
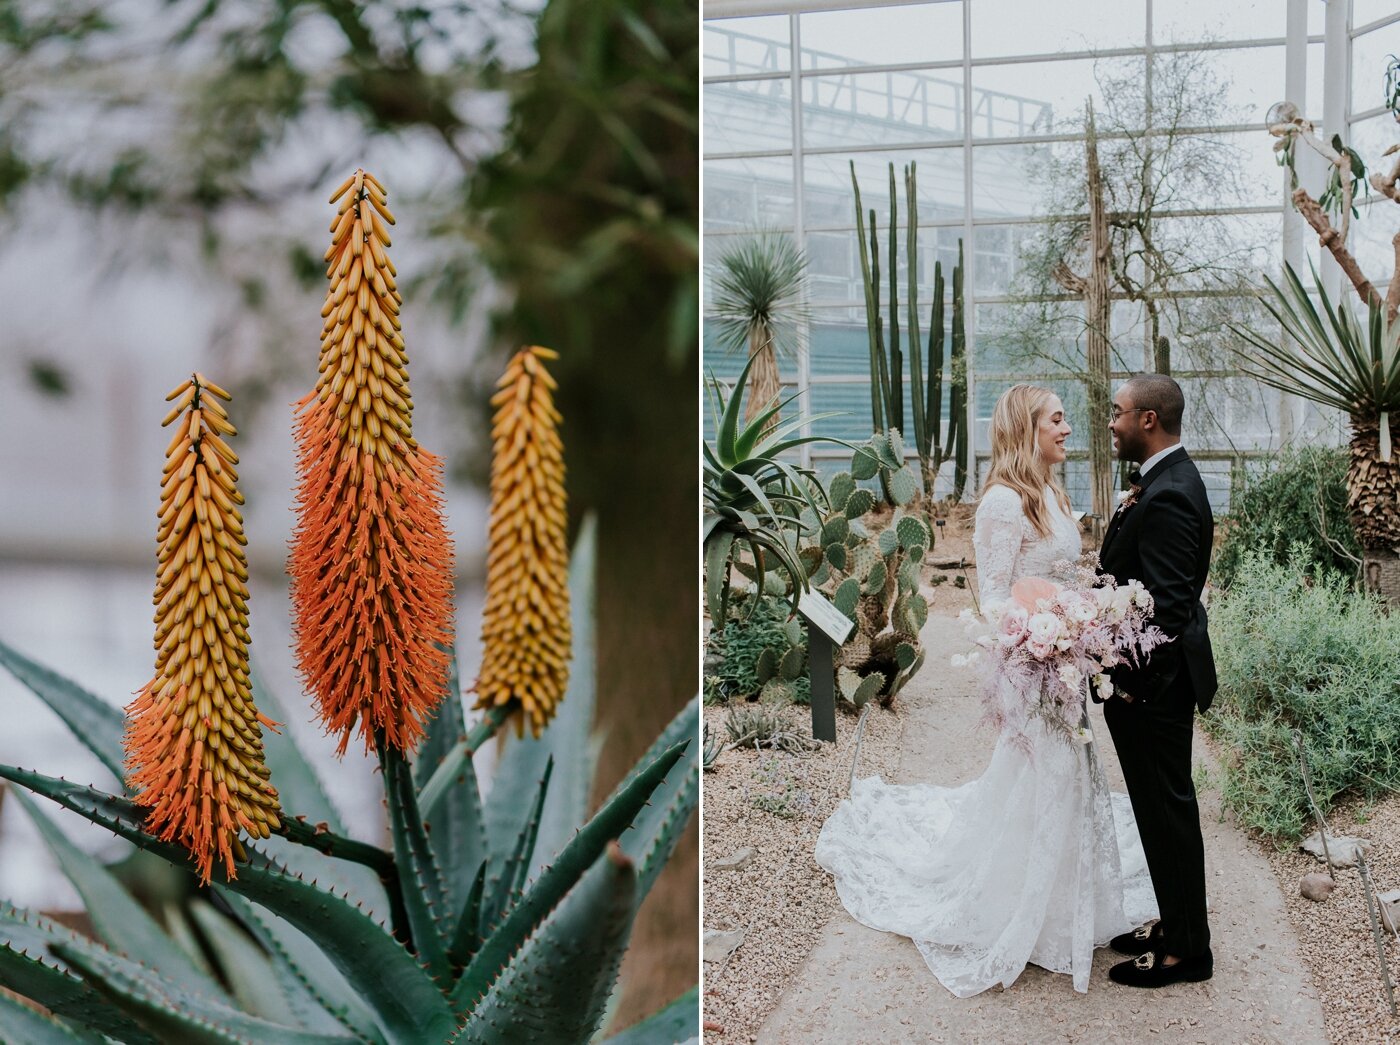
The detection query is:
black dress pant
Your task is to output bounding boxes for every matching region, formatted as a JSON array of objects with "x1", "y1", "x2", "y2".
[{"x1": 1103, "y1": 678, "x2": 1210, "y2": 959}]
